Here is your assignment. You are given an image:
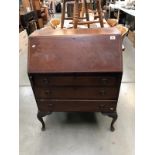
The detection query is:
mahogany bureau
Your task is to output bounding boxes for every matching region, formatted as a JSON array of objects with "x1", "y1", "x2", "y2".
[{"x1": 28, "y1": 28, "x2": 123, "y2": 131}]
